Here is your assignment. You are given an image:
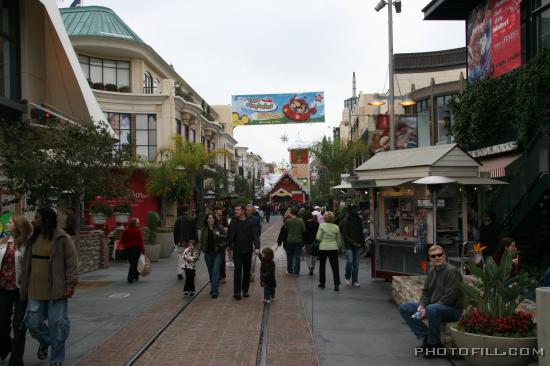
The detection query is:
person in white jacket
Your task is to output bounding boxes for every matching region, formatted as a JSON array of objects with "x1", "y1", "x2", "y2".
[{"x1": 0, "y1": 214, "x2": 32, "y2": 365}]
